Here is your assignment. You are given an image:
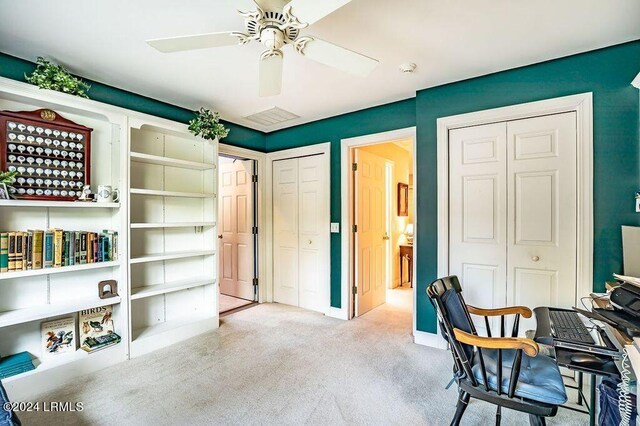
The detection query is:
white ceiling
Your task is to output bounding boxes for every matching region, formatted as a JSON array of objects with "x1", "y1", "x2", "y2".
[{"x1": 1, "y1": 0, "x2": 639, "y2": 132}]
